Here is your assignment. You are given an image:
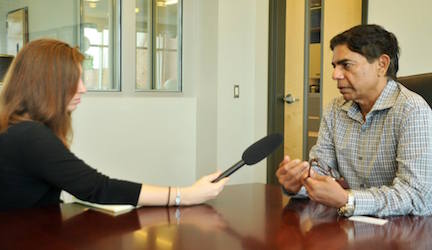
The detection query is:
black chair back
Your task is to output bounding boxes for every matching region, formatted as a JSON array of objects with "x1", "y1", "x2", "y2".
[{"x1": 398, "y1": 73, "x2": 432, "y2": 108}]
